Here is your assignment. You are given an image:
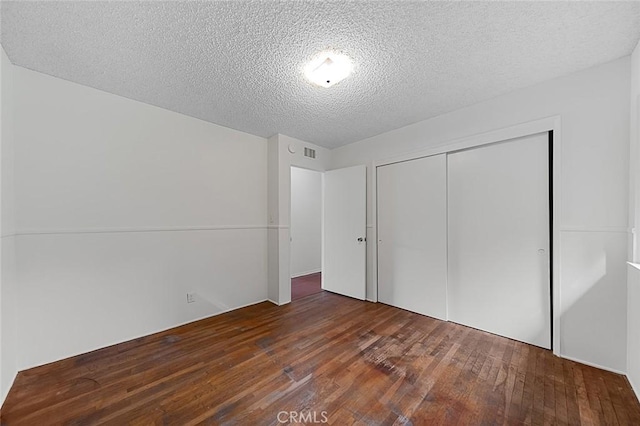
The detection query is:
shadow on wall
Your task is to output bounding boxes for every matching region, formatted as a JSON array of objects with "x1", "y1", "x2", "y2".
[{"x1": 560, "y1": 242, "x2": 627, "y2": 370}]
